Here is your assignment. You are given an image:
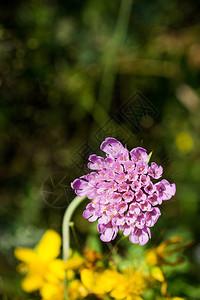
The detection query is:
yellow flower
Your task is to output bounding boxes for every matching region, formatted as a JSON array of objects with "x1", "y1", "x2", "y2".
[
  {"x1": 81, "y1": 268, "x2": 146, "y2": 299},
  {"x1": 40, "y1": 282, "x2": 64, "y2": 300},
  {"x1": 110, "y1": 270, "x2": 146, "y2": 300},
  {"x1": 14, "y1": 229, "x2": 66, "y2": 292},
  {"x1": 81, "y1": 268, "x2": 117, "y2": 294},
  {"x1": 67, "y1": 279, "x2": 88, "y2": 300}
]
